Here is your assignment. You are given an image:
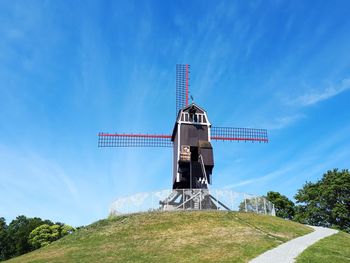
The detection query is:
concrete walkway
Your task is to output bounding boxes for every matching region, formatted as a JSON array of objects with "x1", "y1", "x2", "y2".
[{"x1": 249, "y1": 226, "x2": 338, "y2": 263}]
